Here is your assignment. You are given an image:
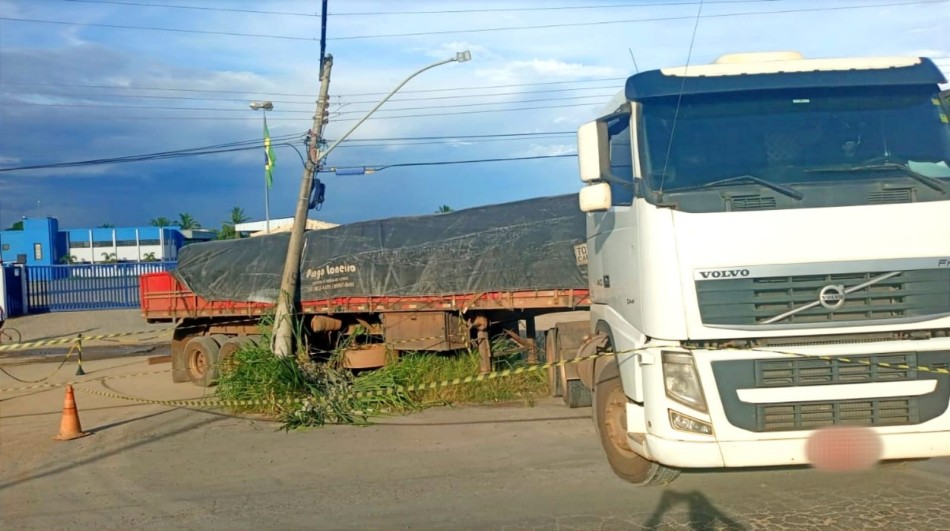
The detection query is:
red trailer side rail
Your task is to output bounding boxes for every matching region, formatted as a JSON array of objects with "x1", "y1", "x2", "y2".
[{"x1": 140, "y1": 271, "x2": 590, "y2": 321}]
